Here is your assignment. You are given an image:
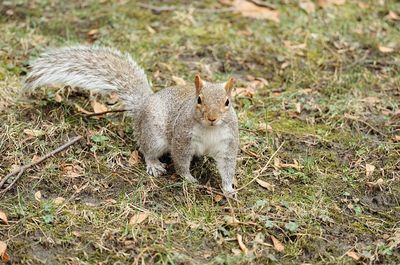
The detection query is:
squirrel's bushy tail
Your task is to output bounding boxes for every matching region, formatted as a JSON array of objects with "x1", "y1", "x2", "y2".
[{"x1": 25, "y1": 45, "x2": 153, "y2": 117}]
